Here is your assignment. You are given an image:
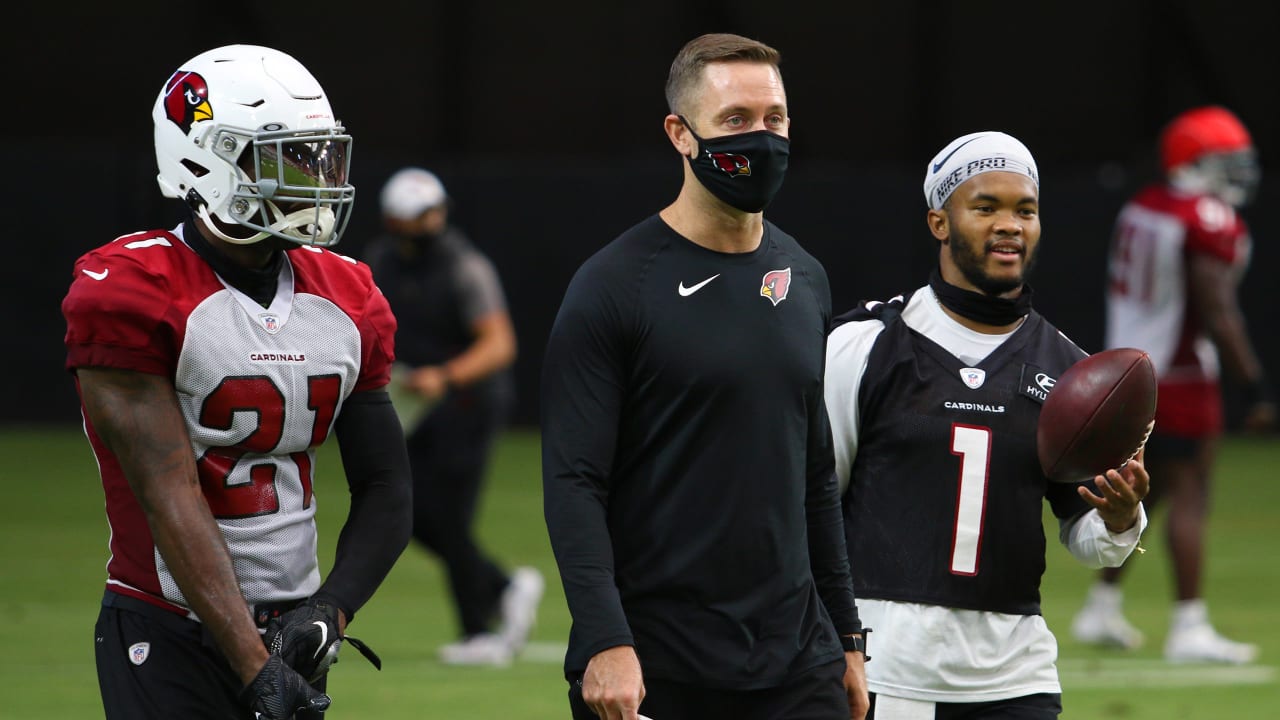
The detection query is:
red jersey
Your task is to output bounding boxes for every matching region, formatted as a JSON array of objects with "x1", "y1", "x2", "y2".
[
  {"x1": 62, "y1": 226, "x2": 396, "y2": 615},
  {"x1": 1105, "y1": 184, "x2": 1250, "y2": 437}
]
